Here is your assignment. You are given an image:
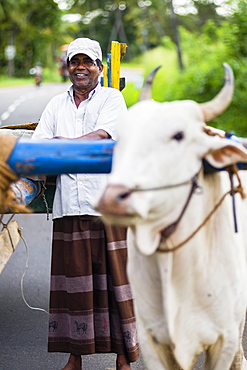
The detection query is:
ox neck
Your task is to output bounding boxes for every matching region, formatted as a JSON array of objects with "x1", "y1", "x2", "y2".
[{"x1": 160, "y1": 174, "x2": 200, "y2": 241}]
